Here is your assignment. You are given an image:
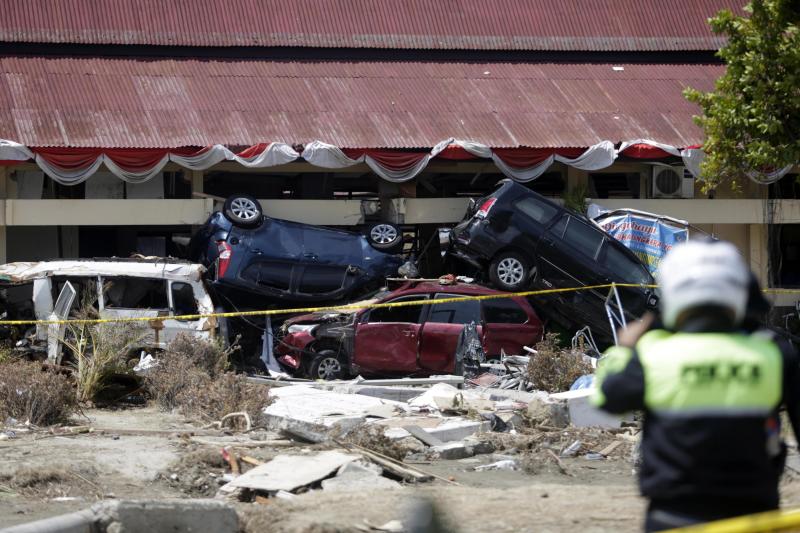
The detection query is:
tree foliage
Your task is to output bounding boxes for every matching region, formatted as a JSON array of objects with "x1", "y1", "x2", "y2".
[{"x1": 684, "y1": 0, "x2": 800, "y2": 188}]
